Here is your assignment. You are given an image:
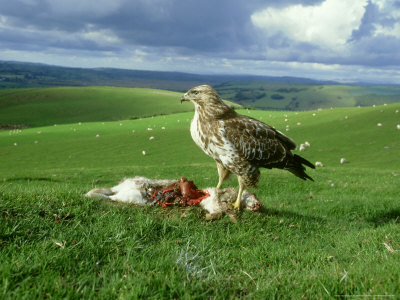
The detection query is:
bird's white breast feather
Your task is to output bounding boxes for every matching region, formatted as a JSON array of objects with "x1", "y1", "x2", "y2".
[{"x1": 190, "y1": 114, "x2": 238, "y2": 166}]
